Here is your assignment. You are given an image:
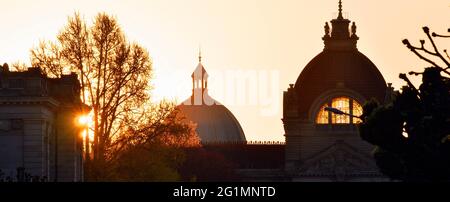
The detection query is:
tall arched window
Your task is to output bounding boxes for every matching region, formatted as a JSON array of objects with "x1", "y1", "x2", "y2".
[{"x1": 315, "y1": 96, "x2": 363, "y2": 124}]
